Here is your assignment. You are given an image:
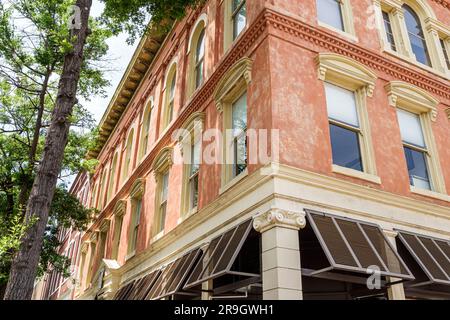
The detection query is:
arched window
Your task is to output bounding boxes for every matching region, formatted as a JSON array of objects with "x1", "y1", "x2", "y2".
[
  {"x1": 163, "y1": 64, "x2": 177, "y2": 129},
  {"x1": 195, "y1": 29, "x2": 206, "y2": 89},
  {"x1": 403, "y1": 4, "x2": 431, "y2": 66},
  {"x1": 90, "y1": 182, "x2": 98, "y2": 209},
  {"x1": 122, "y1": 129, "x2": 134, "y2": 182},
  {"x1": 98, "y1": 170, "x2": 108, "y2": 210},
  {"x1": 187, "y1": 15, "x2": 207, "y2": 97},
  {"x1": 107, "y1": 153, "x2": 118, "y2": 201},
  {"x1": 139, "y1": 99, "x2": 153, "y2": 160}
]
